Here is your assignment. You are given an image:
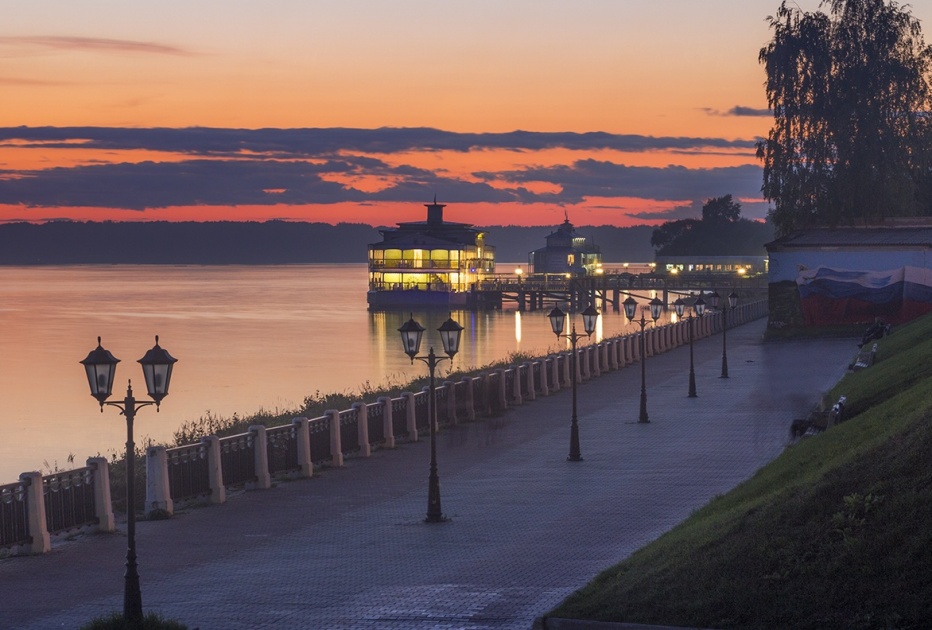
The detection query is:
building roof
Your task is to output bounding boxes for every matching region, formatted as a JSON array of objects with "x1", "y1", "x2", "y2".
[
  {"x1": 767, "y1": 226, "x2": 932, "y2": 251},
  {"x1": 369, "y1": 198, "x2": 491, "y2": 250},
  {"x1": 370, "y1": 232, "x2": 481, "y2": 250}
]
